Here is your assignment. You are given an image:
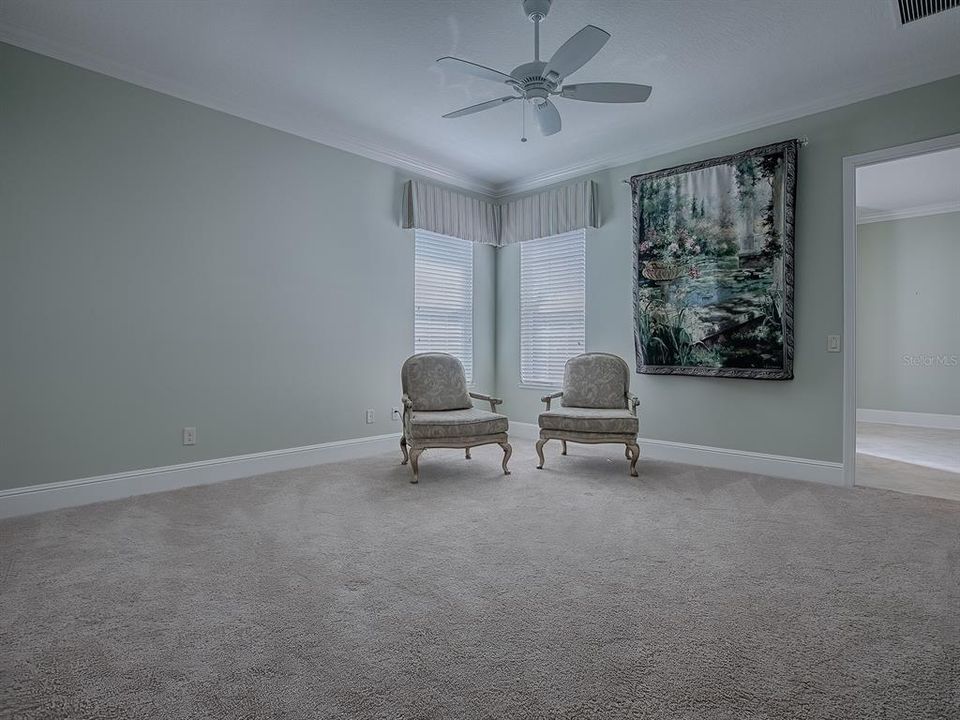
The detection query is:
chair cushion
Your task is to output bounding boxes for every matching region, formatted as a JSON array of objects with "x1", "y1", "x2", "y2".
[
  {"x1": 401, "y1": 353, "x2": 472, "y2": 411},
  {"x1": 408, "y1": 408, "x2": 508, "y2": 440},
  {"x1": 561, "y1": 353, "x2": 630, "y2": 409},
  {"x1": 539, "y1": 407, "x2": 638, "y2": 435}
]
